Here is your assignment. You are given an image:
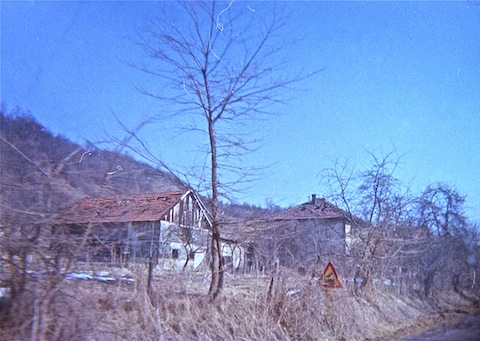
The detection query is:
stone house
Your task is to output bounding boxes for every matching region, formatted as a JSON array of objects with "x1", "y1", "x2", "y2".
[{"x1": 240, "y1": 195, "x2": 357, "y2": 271}]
